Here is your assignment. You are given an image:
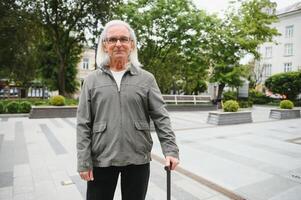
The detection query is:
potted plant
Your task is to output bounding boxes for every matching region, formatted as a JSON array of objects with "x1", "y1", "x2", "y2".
[
  {"x1": 207, "y1": 100, "x2": 252, "y2": 125},
  {"x1": 269, "y1": 100, "x2": 301, "y2": 119}
]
